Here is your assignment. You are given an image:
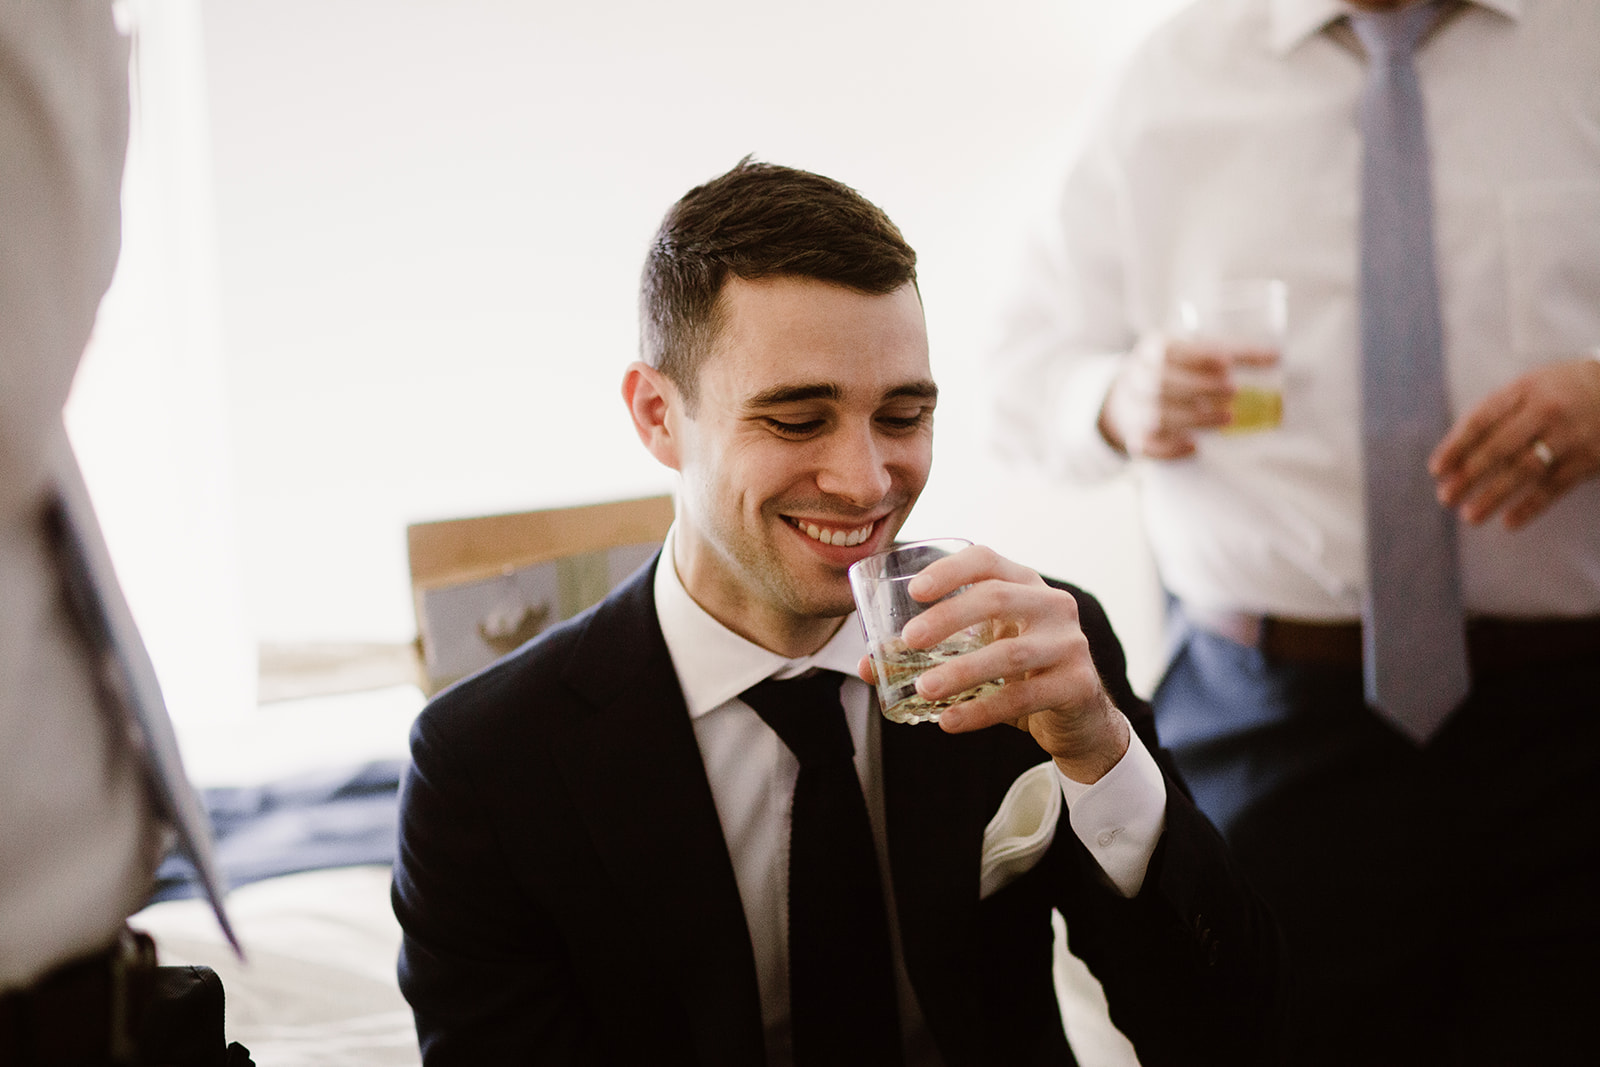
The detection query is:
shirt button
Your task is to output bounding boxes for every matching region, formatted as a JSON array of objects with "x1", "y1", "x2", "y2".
[{"x1": 1097, "y1": 828, "x2": 1122, "y2": 847}]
